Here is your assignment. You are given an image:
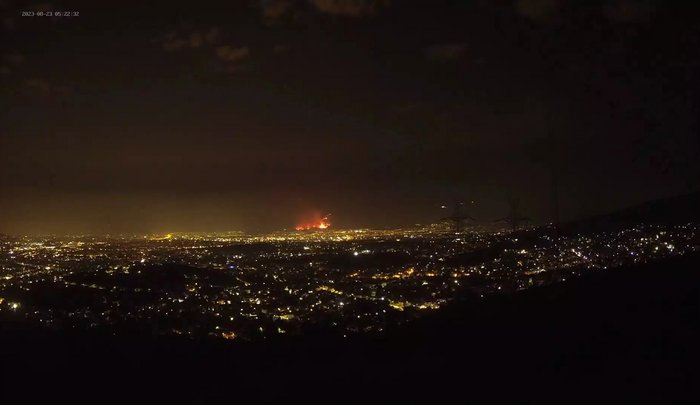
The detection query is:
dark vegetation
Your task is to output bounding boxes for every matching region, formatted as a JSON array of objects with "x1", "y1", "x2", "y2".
[{"x1": 1, "y1": 252, "x2": 698, "y2": 403}]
